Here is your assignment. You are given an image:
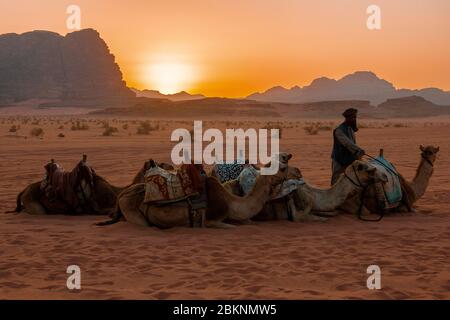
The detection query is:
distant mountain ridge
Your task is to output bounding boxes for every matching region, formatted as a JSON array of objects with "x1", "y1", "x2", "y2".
[
  {"x1": 247, "y1": 71, "x2": 450, "y2": 106},
  {"x1": 0, "y1": 29, "x2": 134, "y2": 105},
  {"x1": 131, "y1": 88, "x2": 205, "y2": 101}
]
